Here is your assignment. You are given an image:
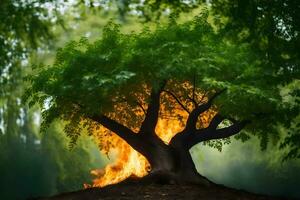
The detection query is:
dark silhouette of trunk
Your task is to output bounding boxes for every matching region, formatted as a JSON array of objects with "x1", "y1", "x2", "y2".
[{"x1": 89, "y1": 84, "x2": 249, "y2": 185}]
